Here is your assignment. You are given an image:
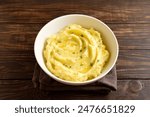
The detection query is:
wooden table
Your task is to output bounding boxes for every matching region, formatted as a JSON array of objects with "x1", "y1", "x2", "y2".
[{"x1": 0, "y1": 0, "x2": 150, "y2": 99}]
